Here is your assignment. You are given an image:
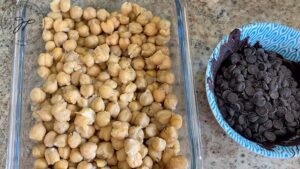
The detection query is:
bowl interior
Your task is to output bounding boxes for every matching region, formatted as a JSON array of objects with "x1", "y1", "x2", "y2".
[{"x1": 206, "y1": 22, "x2": 300, "y2": 158}]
